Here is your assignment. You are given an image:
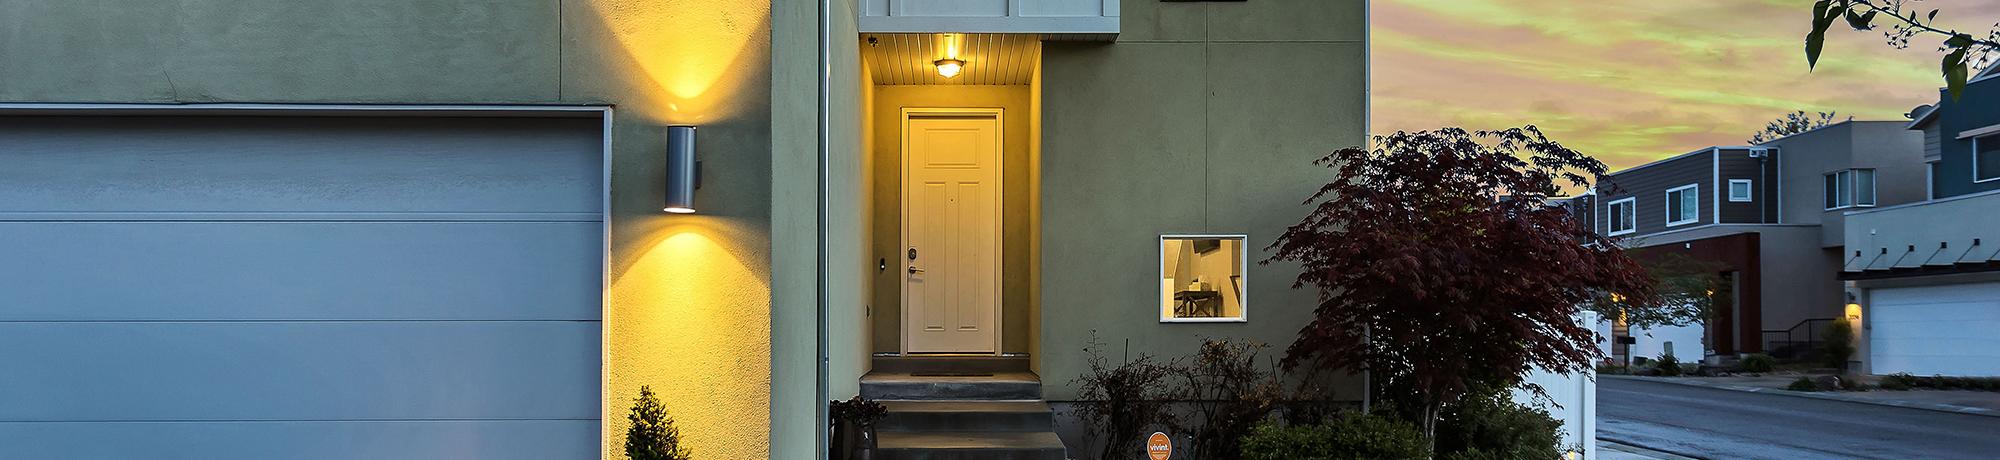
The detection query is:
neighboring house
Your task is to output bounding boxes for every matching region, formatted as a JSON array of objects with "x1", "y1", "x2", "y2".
[
  {"x1": 0, "y1": 1, "x2": 1368, "y2": 458},
  {"x1": 1846, "y1": 65, "x2": 2000, "y2": 378},
  {"x1": 1564, "y1": 121, "x2": 1924, "y2": 362}
]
